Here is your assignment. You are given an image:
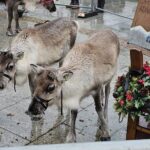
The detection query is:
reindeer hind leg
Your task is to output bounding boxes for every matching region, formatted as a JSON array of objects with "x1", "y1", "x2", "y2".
[
  {"x1": 104, "y1": 82, "x2": 110, "y2": 122},
  {"x1": 93, "y1": 86, "x2": 110, "y2": 141}
]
